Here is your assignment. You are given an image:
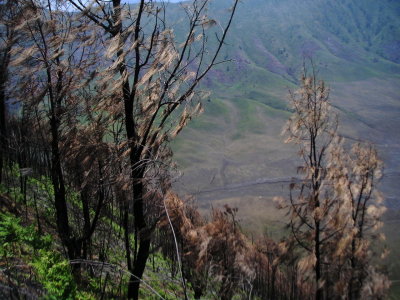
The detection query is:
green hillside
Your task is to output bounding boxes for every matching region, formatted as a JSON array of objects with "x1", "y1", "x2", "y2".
[
  {"x1": 211, "y1": 0, "x2": 400, "y2": 84},
  {"x1": 171, "y1": 1, "x2": 400, "y2": 297},
  {"x1": 174, "y1": 0, "x2": 400, "y2": 177},
  {"x1": 173, "y1": 0, "x2": 400, "y2": 150}
]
